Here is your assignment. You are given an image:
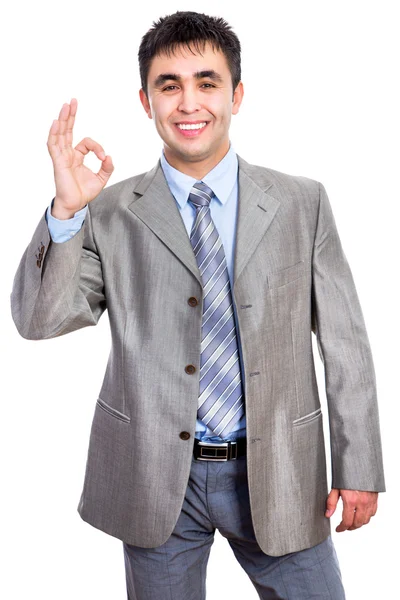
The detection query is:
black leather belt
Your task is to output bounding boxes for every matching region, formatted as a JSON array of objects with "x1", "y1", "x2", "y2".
[{"x1": 193, "y1": 437, "x2": 246, "y2": 461}]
